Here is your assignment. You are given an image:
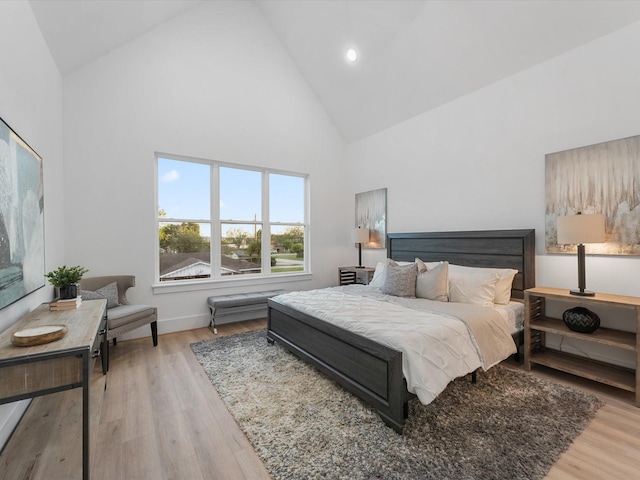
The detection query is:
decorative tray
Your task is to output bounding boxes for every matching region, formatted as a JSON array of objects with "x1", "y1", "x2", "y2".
[{"x1": 11, "y1": 325, "x2": 68, "y2": 347}]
